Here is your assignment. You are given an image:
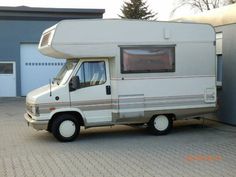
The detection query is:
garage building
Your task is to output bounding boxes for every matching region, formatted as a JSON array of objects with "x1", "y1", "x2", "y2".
[{"x1": 0, "y1": 6, "x2": 104, "y2": 97}]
